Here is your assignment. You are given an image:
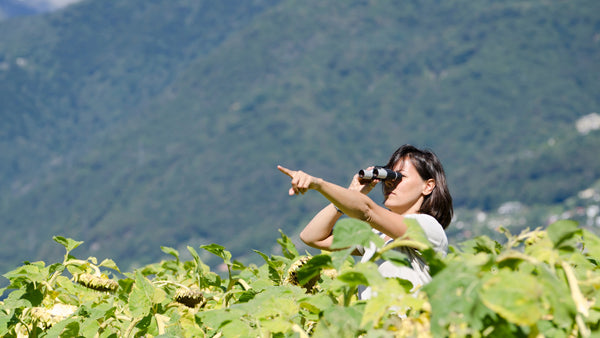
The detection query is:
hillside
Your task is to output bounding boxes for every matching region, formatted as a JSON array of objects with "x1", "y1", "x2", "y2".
[
  {"x1": 0, "y1": 0, "x2": 599, "y2": 273},
  {"x1": 0, "y1": 0, "x2": 38, "y2": 19}
]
